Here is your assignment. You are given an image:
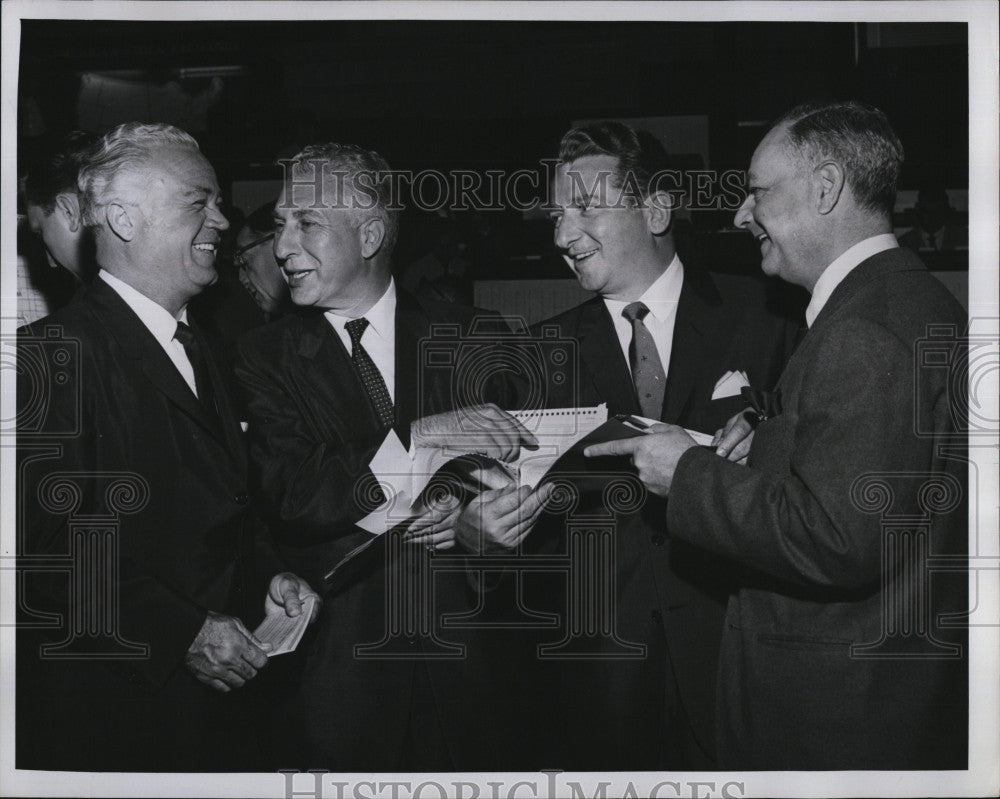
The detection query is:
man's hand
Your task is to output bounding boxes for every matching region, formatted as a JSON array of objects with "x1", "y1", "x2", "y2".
[
  {"x1": 712, "y1": 410, "x2": 755, "y2": 463},
  {"x1": 266, "y1": 572, "x2": 322, "y2": 621},
  {"x1": 454, "y1": 482, "x2": 556, "y2": 553},
  {"x1": 411, "y1": 404, "x2": 538, "y2": 461},
  {"x1": 583, "y1": 424, "x2": 697, "y2": 497},
  {"x1": 184, "y1": 611, "x2": 271, "y2": 692},
  {"x1": 402, "y1": 497, "x2": 463, "y2": 551}
]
